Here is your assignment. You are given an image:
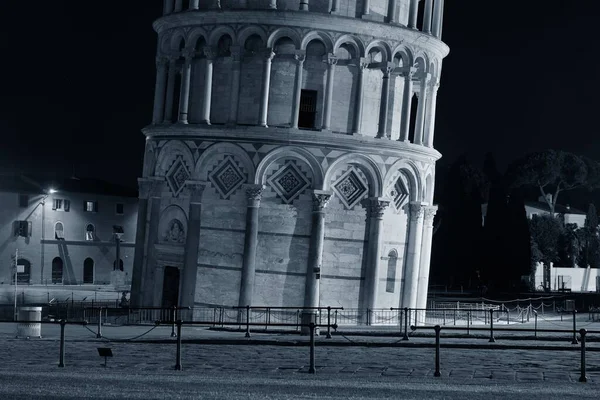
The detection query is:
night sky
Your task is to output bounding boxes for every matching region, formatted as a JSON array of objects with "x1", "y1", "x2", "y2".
[{"x1": 1, "y1": 1, "x2": 599, "y2": 189}]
